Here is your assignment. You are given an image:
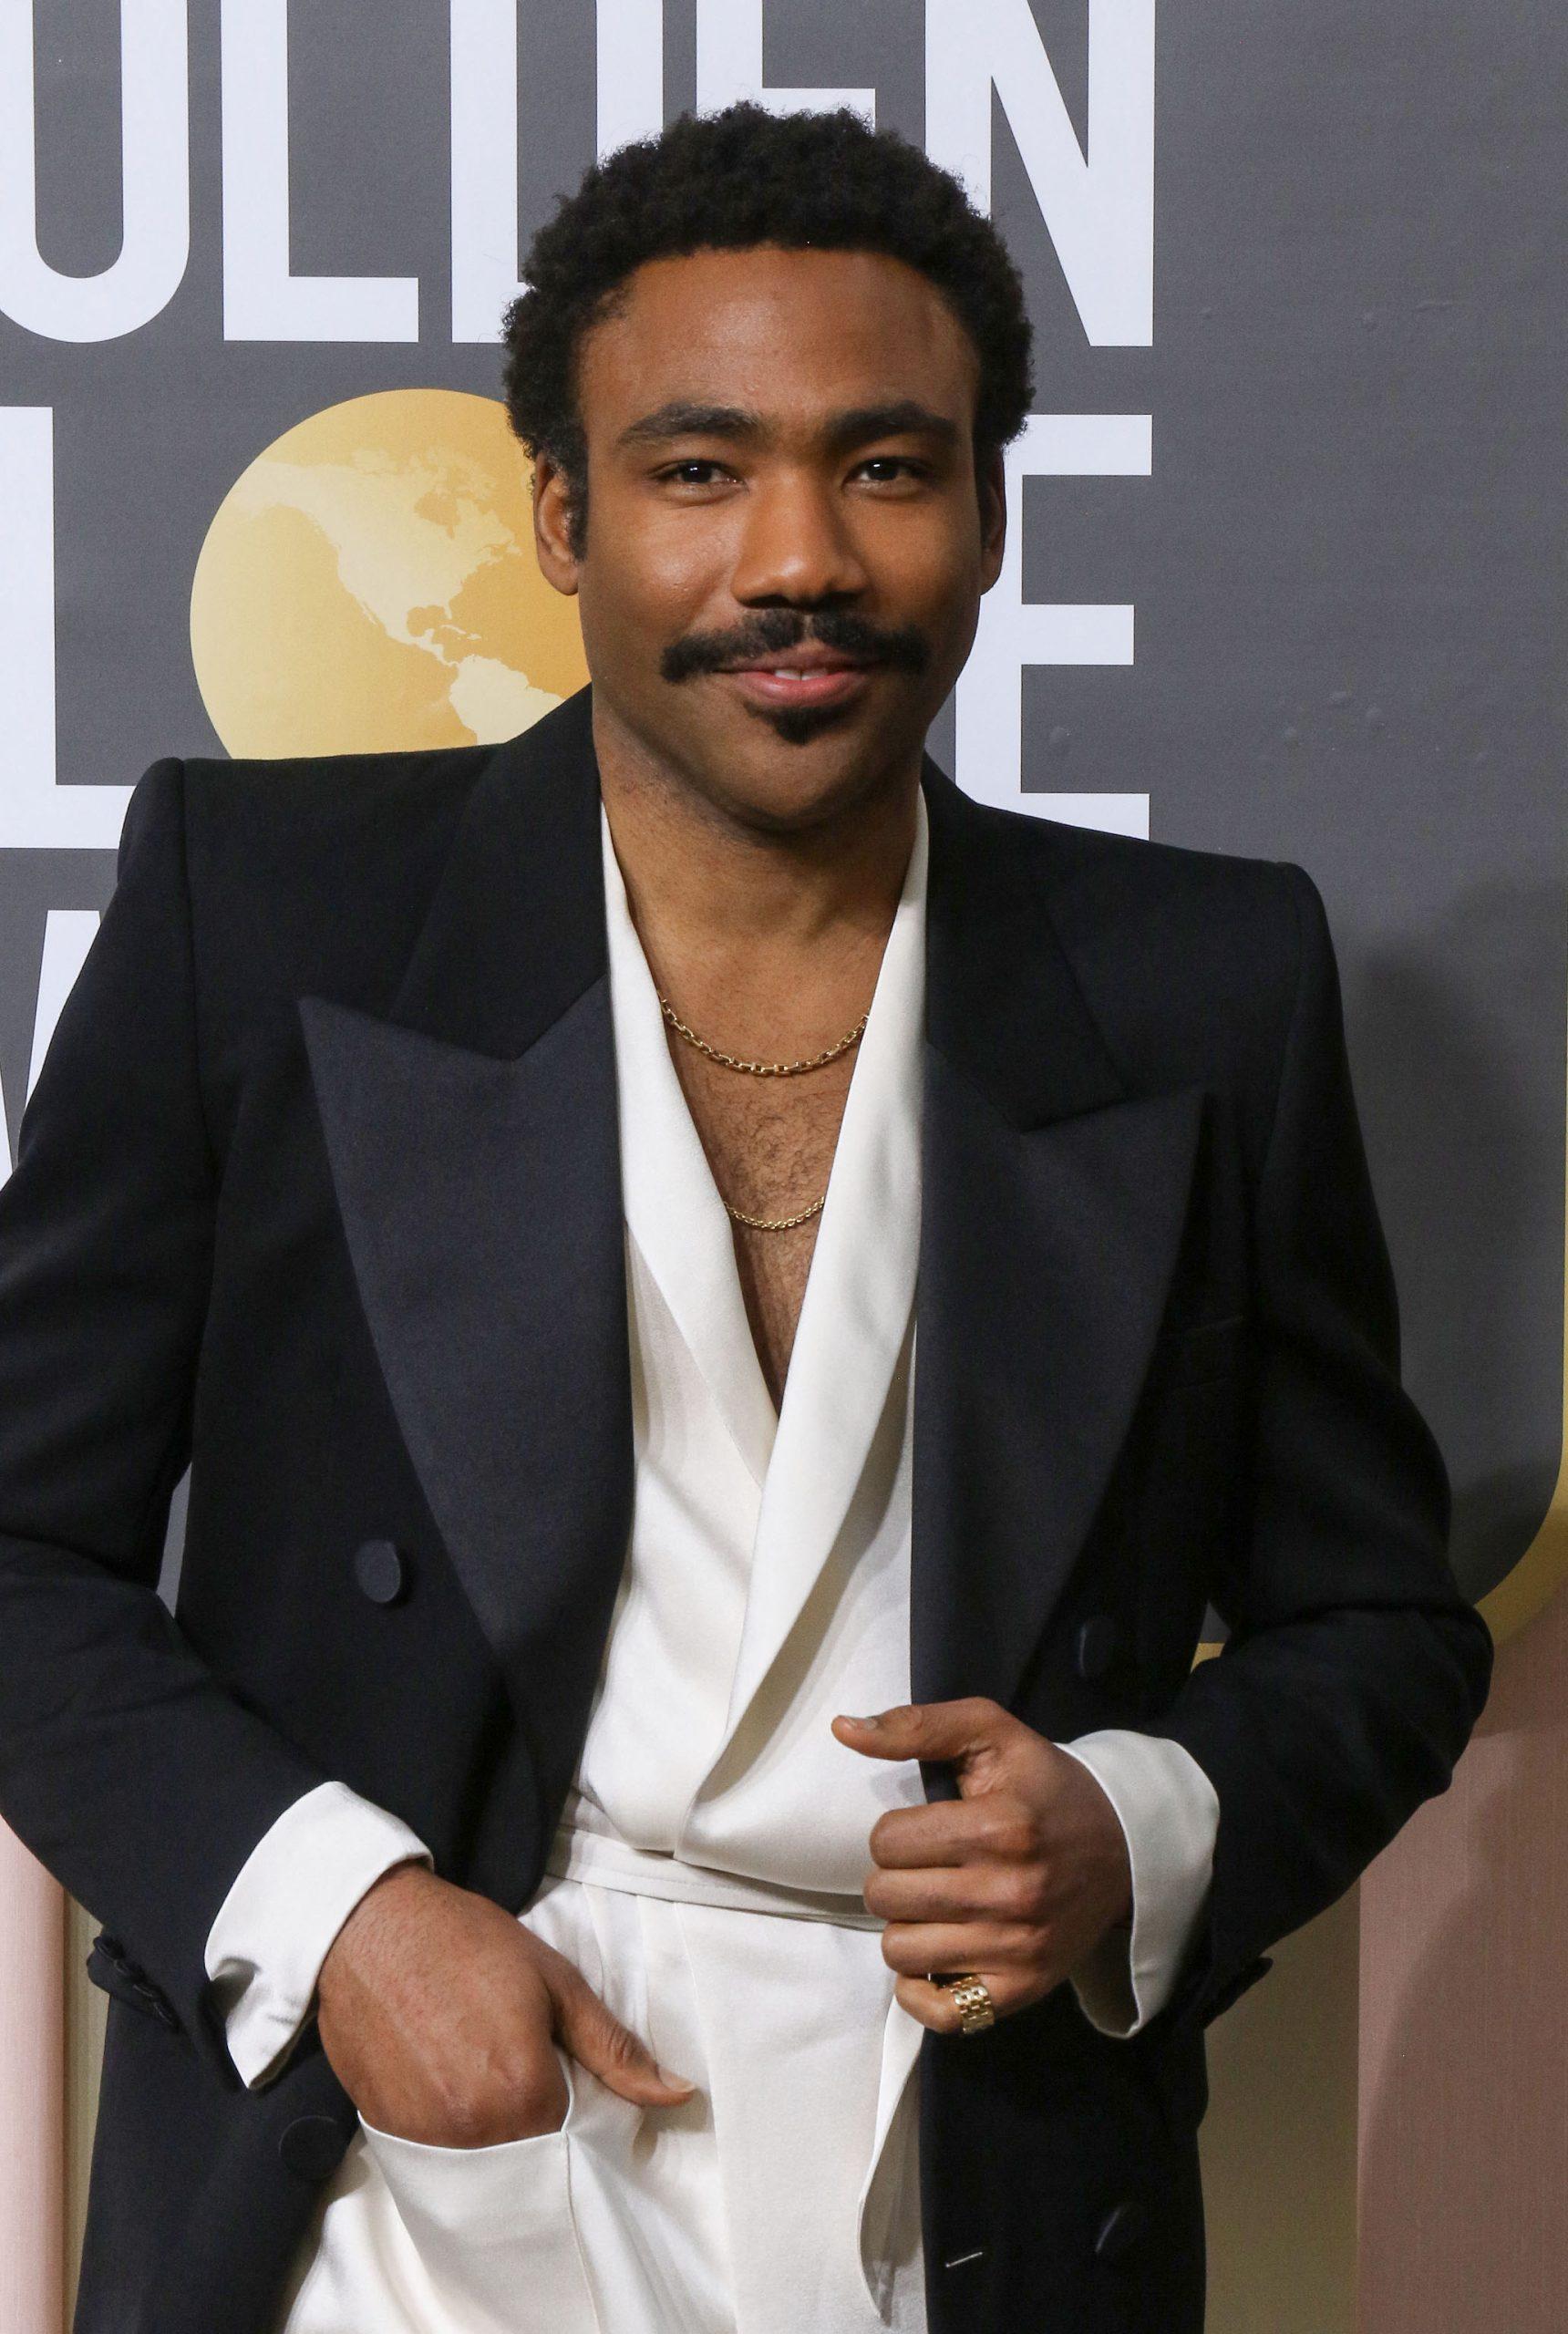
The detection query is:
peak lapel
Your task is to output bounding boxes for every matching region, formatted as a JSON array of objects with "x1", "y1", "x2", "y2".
[
  {"x1": 912, "y1": 763, "x2": 1207, "y2": 1717},
  {"x1": 299, "y1": 688, "x2": 633, "y2": 1819}
]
